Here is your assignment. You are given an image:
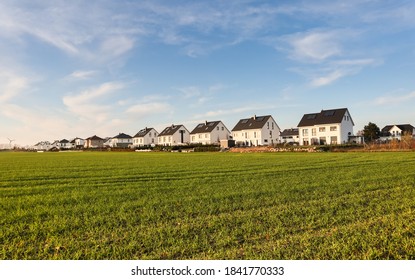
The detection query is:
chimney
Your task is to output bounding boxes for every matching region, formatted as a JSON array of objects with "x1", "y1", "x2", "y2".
[
  {"x1": 205, "y1": 120, "x2": 208, "y2": 125},
  {"x1": 253, "y1": 115, "x2": 256, "y2": 120}
]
